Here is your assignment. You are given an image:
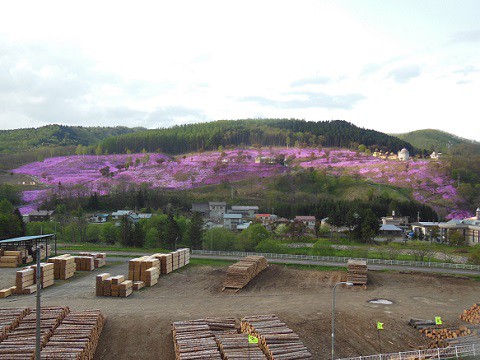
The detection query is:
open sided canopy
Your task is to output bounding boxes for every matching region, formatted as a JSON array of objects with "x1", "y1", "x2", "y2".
[{"x1": 0, "y1": 234, "x2": 55, "y2": 245}]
